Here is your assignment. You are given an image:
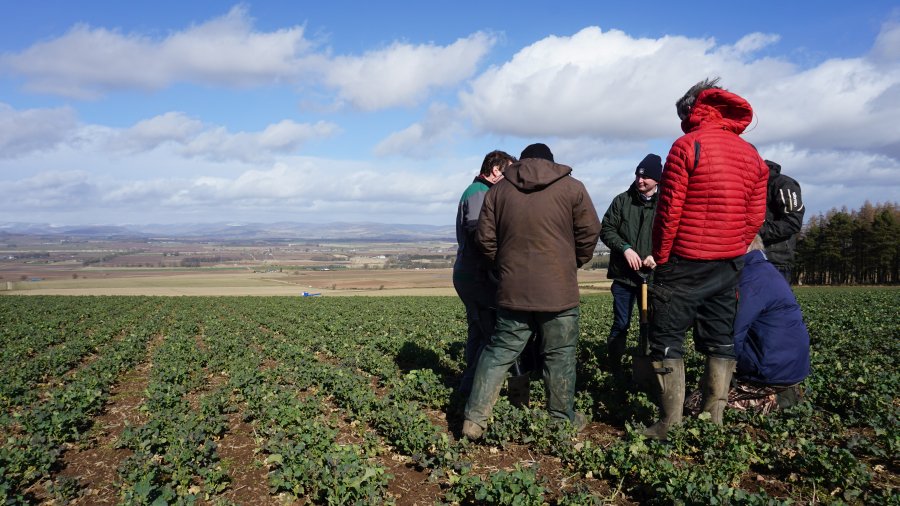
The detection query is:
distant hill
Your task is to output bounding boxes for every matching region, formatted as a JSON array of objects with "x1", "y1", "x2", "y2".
[{"x1": 0, "y1": 222, "x2": 456, "y2": 242}]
